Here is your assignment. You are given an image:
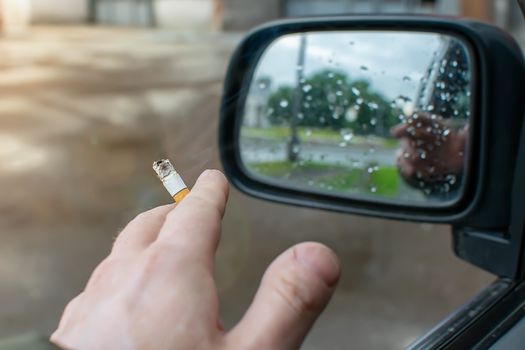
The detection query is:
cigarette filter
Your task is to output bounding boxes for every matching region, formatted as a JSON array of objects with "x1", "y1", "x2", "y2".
[{"x1": 153, "y1": 159, "x2": 190, "y2": 203}]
